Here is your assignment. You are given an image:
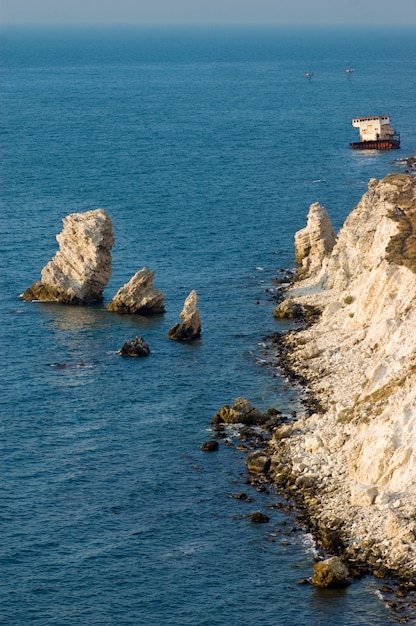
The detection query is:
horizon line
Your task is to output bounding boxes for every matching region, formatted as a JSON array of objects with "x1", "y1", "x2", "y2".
[{"x1": 1, "y1": 20, "x2": 416, "y2": 27}]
